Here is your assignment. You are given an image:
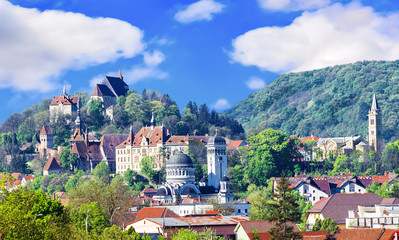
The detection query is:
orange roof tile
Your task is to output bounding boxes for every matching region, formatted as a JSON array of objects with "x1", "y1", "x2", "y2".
[{"x1": 40, "y1": 125, "x2": 52, "y2": 135}]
